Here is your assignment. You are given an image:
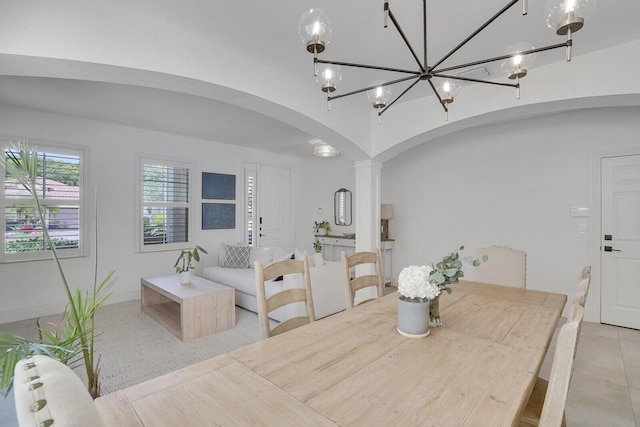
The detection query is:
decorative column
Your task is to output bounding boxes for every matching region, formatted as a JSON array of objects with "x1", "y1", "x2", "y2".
[{"x1": 354, "y1": 160, "x2": 382, "y2": 304}]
